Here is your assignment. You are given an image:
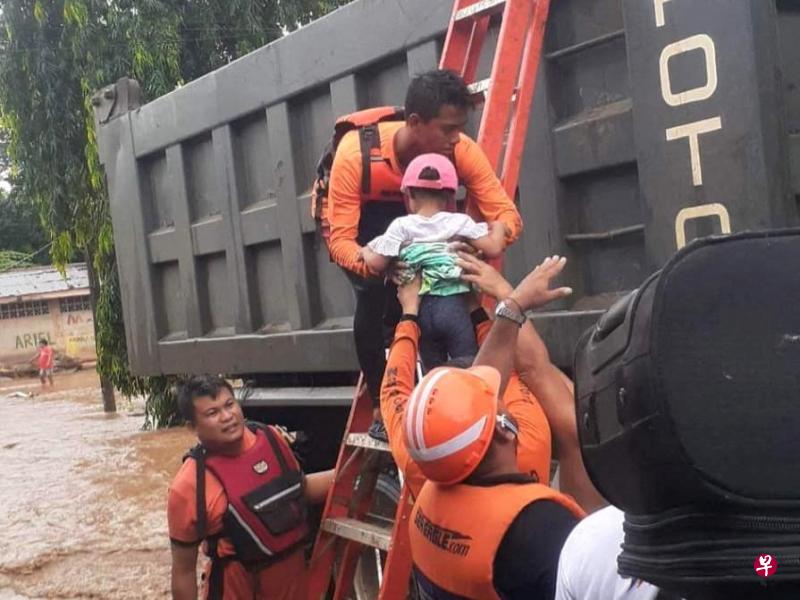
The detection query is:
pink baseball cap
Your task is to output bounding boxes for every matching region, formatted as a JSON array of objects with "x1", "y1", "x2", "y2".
[{"x1": 401, "y1": 153, "x2": 458, "y2": 193}]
